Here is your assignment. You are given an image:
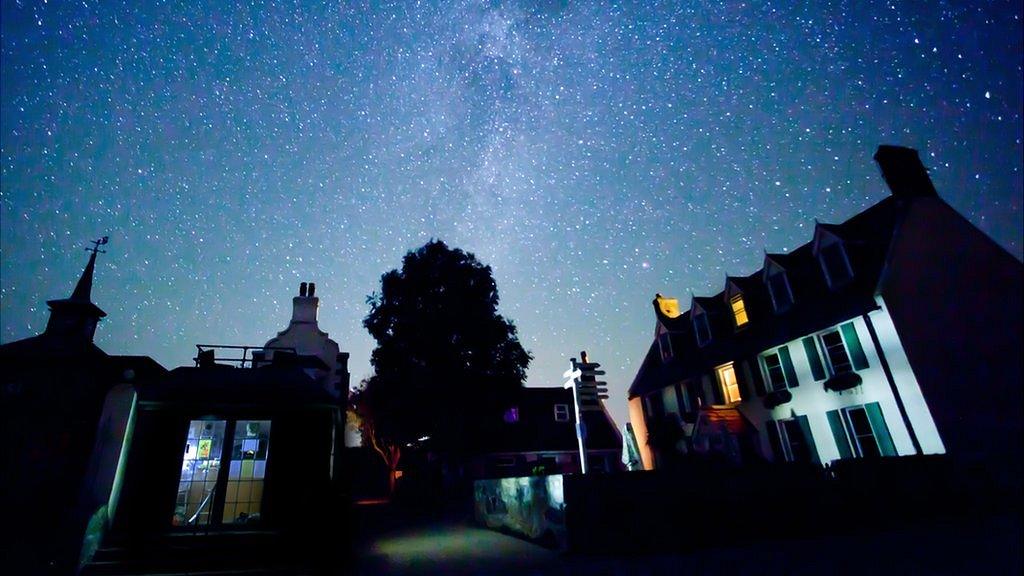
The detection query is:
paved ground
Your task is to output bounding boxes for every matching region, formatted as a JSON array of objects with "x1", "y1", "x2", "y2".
[{"x1": 348, "y1": 504, "x2": 1022, "y2": 575}]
